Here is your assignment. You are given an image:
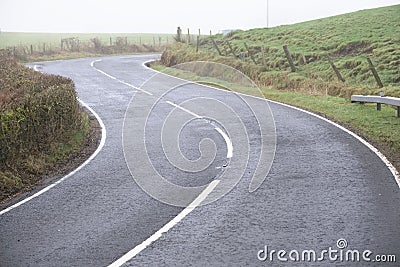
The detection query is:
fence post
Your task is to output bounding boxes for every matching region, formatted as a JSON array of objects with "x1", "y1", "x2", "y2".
[
  {"x1": 211, "y1": 38, "x2": 222, "y2": 56},
  {"x1": 110, "y1": 37, "x2": 112, "y2": 46},
  {"x1": 261, "y1": 47, "x2": 267, "y2": 67},
  {"x1": 244, "y1": 42, "x2": 257, "y2": 65},
  {"x1": 30, "y1": 44, "x2": 33, "y2": 55},
  {"x1": 177, "y1": 27, "x2": 182, "y2": 42},
  {"x1": 366, "y1": 57, "x2": 384, "y2": 88},
  {"x1": 187, "y1": 28, "x2": 190, "y2": 44},
  {"x1": 283, "y1": 45, "x2": 296, "y2": 72},
  {"x1": 196, "y1": 36, "x2": 200, "y2": 52},
  {"x1": 226, "y1": 41, "x2": 237, "y2": 57},
  {"x1": 327, "y1": 56, "x2": 345, "y2": 82}
]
